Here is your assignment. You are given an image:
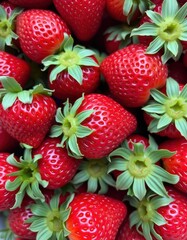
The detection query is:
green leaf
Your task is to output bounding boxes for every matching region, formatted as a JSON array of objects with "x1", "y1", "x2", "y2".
[
  {"x1": 179, "y1": 30, "x2": 187, "y2": 41},
  {"x1": 0, "y1": 76, "x2": 22, "y2": 92},
  {"x1": 157, "y1": 114, "x2": 172, "y2": 129},
  {"x1": 29, "y1": 218, "x2": 47, "y2": 232},
  {"x1": 148, "y1": 150, "x2": 175, "y2": 163},
  {"x1": 162, "y1": 45, "x2": 174, "y2": 64},
  {"x1": 116, "y1": 171, "x2": 134, "y2": 190},
  {"x1": 64, "y1": 35, "x2": 74, "y2": 52},
  {"x1": 123, "y1": 0, "x2": 133, "y2": 16},
  {"x1": 142, "y1": 222, "x2": 152, "y2": 240},
  {"x1": 0, "y1": 6, "x2": 7, "y2": 20},
  {"x1": 108, "y1": 159, "x2": 128, "y2": 172},
  {"x1": 142, "y1": 104, "x2": 165, "y2": 114},
  {"x1": 87, "y1": 177, "x2": 98, "y2": 192},
  {"x1": 152, "y1": 211, "x2": 167, "y2": 225},
  {"x1": 72, "y1": 170, "x2": 89, "y2": 184},
  {"x1": 180, "y1": 84, "x2": 187, "y2": 98},
  {"x1": 49, "y1": 65, "x2": 67, "y2": 82},
  {"x1": 133, "y1": 143, "x2": 145, "y2": 156},
  {"x1": 68, "y1": 65, "x2": 83, "y2": 84},
  {"x1": 146, "y1": 176, "x2": 168, "y2": 197},
  {"x1": 150, "y1": 89, "x2": 168, "y2": 103},
  {"x1": 146, "y1": 36, "x2": 165, "y2": 54},
  {"x1": 37, "y1": 228, "x2": 53, "y2": 240},
  {"x1": 166, "y1": 77, "x2": 180, "y2": 98},
  {"x1": 131, "y1": 23, "x2": 158, "y2": 37},
  {"x1": 161, "y1": 0, "x2": 179, "y2": 18},
  {"x1": 5, "y1": 177, "x2": 22, "y2": 191},
  {"x1": 70, "y1": 95, "x2": 84, "y2": 115},
  {"x1": 79, "y1": 57, "x2": 99, "y2": 67},
  {"x1": 18, "y1": 90, "x2": 33, "y2": 104},
  {"x1": 68, "y1": 134, "x2": 83, "y2": 157},
  {"x1": 151, "y1": 195, "x2": 173, "y2": 209},
  {"x1": 174, "y1": 1, "x2": 187, "y2": 21},
  {"x1": 133, "y1": 178, "x2": 146, "y2": 200},
  {"x1": 1, "y1": 92, "x2": 17, "y2": 110},
  {"x1": 50, "y1": 125, "x2": 63, "y2": 138},
  {"x1": 175, "y1": 117, "x2": 187, "y2": 139},
  {"x1": 146, "y1": 10, "x2": 163, "y2": 25},
  {"x1": 78, "y1": 49, "x2": 96, "y2": 58},
  {"x1": 76, "y1": 110, "x2": 94, "y2": 124},
  {"x1": 168, "y1": 41, "x2": 179, "y2": 57},
  {"x1": 153, "y1": 166, "x2": 179, "y2": 184},
  {"x1": 76, "y1": 125, "x2": 93, "y2": 138},
  {"x1": 30, "y1": 202, "x2": 49, "y2": 216}
]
